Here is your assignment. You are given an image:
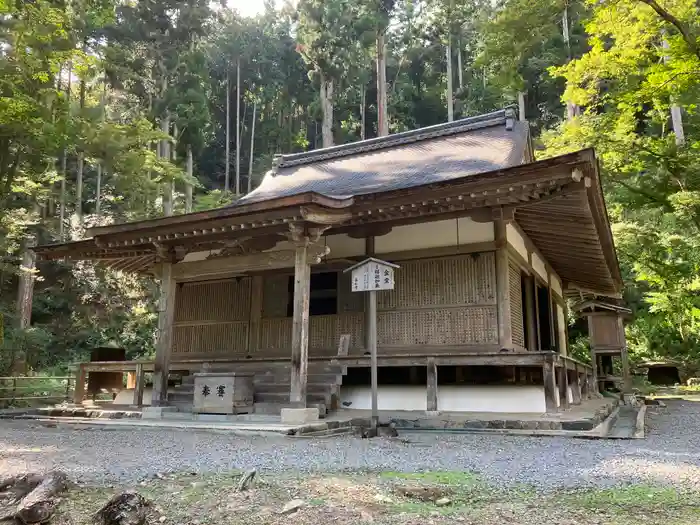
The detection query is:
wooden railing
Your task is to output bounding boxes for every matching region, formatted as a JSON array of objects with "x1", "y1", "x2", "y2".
[{"x1": 0, "y1": 376, "x2": 74, "y2": 407}]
